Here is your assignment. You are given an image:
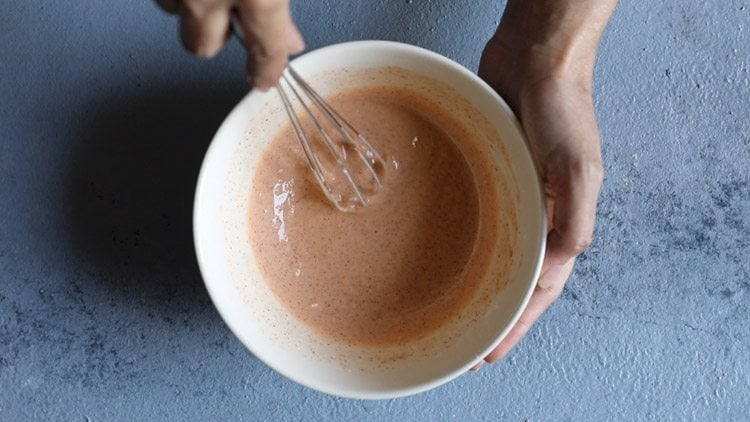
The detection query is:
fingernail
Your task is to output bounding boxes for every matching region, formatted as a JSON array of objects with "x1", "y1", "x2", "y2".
[{"x1": 470, "y1": 361, "x2": 484, "y2": 373}]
